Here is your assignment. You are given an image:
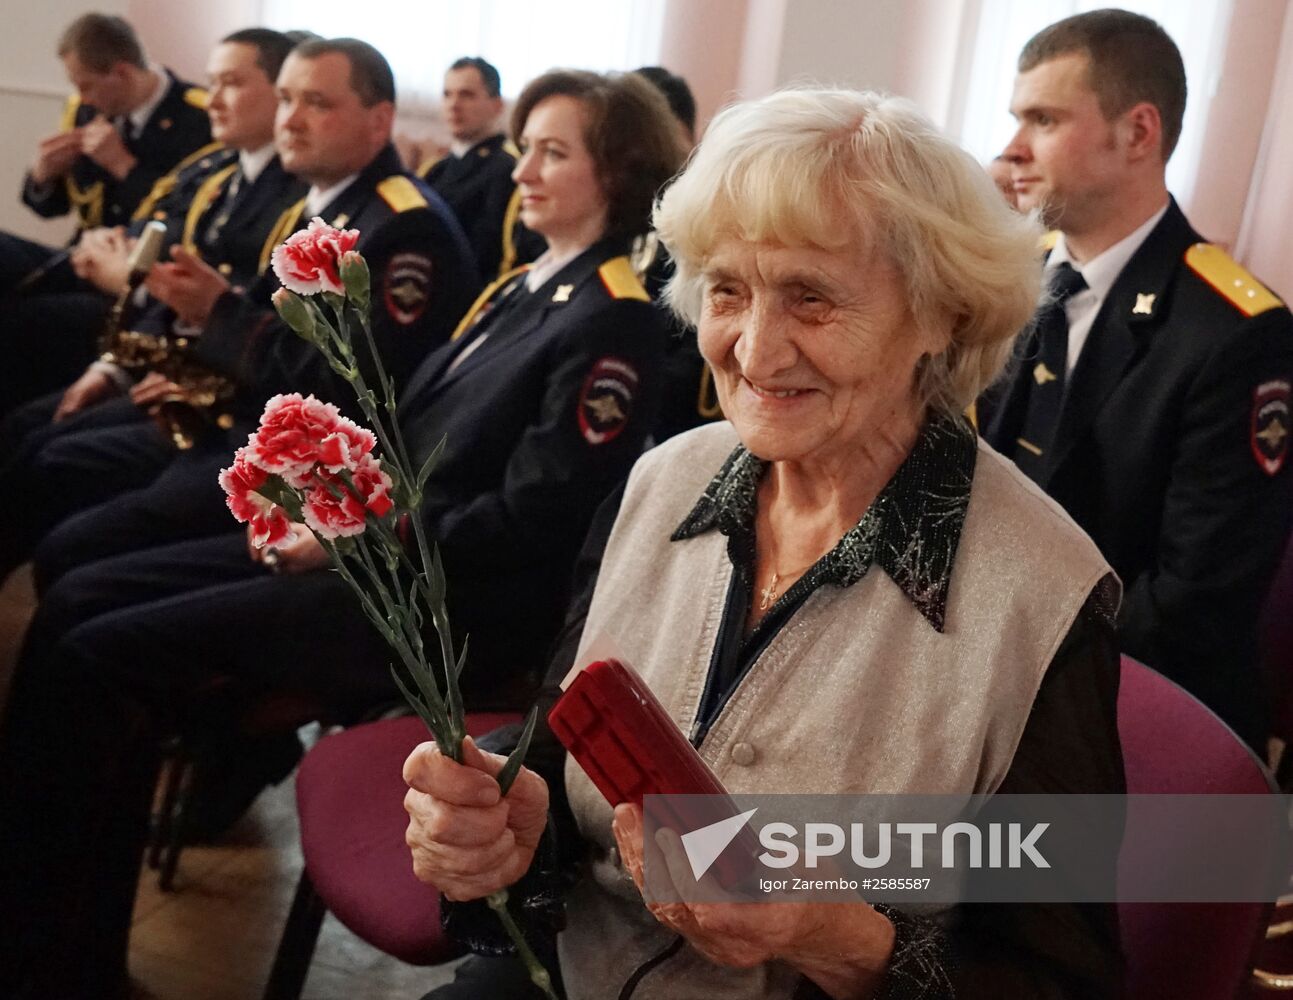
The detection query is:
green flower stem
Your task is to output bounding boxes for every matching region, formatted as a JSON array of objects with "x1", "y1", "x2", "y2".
[
  {"x1": 486, "y1": 889, "x2": 558, "y2": 1000},
  {"x1": 281, "y1": 275, "x2": 552, "y2": 988}
]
